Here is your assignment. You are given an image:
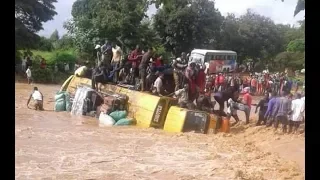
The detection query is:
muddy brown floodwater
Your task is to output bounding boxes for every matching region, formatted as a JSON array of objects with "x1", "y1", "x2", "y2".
[{"x1": 15, "y1": 82, "x2": 305, "y2": 180}]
